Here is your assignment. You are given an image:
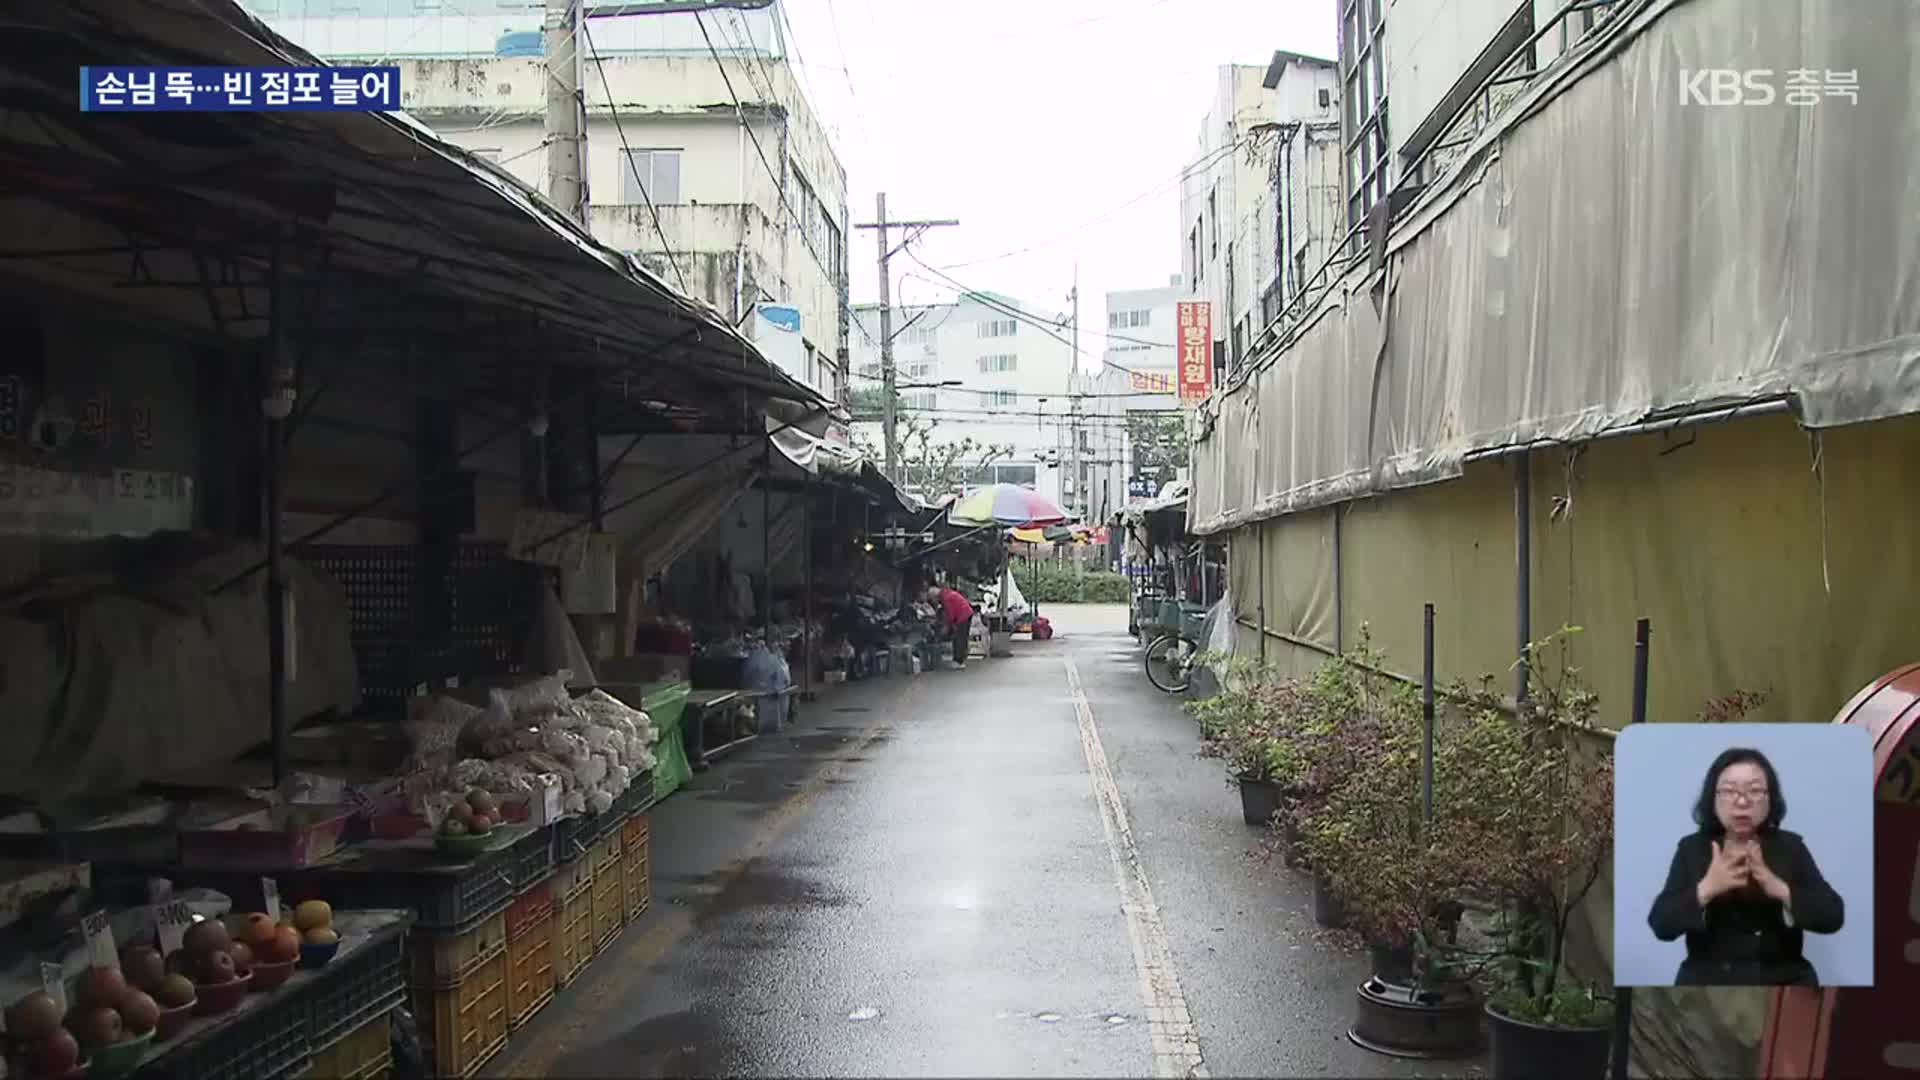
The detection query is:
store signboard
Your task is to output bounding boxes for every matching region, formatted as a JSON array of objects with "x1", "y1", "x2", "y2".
[
  {"x1": 1129, "y1": 370, "x2": 1175, "y2": 394},
  {"x1": 1177, "y1": 301, "x2": 1213, "y2": 402},
  {"x1": 0, "y1": 465, "x2": 193, "y2": 537}
]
